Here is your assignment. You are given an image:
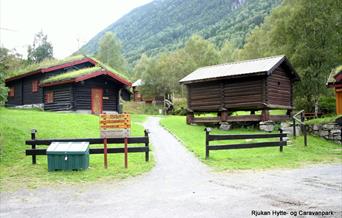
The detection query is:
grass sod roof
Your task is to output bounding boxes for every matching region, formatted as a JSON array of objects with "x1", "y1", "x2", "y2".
[
  {"x1": 89, "y1": 57, "x2": 129, "y2": 81},
  {"x1": 327, "y1": 65, "x2": 342, "y2": 84},
  {"x1": 9, "y1": 55, "x2": 87, "y2": 78},
  {"x1": 40, "y1": 67, "x2": 103, "y2": 84}
]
